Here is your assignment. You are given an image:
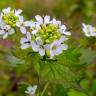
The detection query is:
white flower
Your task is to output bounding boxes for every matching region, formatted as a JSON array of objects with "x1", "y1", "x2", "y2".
[
  {"x1": 16, "y1": 16, "x2": 35, "y2": 34},
  {"x1": 35, "y1": 15, "x2": 51, "y2": 25},
  {"x1": 25, "y1": 85, "x2": 37, "y2": 96},
  {"x1": 2, "y1": 7, "x2": 22, "y2": 18},
  {"x1": 16, "y1": 16, "x2": 27, "y2": 34},
  {"x1": 24, "y1": 21, "x2": 35, "y2": 28},
  {"x1": 31, "y1": 22, "x2": 40, "y2": 35},
  {"x1": 14, "y1": 9, "x2": 22, "y2": 17},
  {"x1": 31, "y1": 38, "x2": 45, "y2": 56},
  {"x1": 2, "y1": 7, "x2": 11, "y2": 15},
  {"x1": 32, "y1": 15, "x2": 51, "y2": 35},
  {"x1": 0, "y1": 24, "x2": 15, "y2": 39},
  {"x1": 44, "y1": 38, "x2": 68, "y2": 59},
  {"x1": 51, "y1": 18, "x2": 61, "y2": 26},
  {"x1": 20, "y1": 32, "x2": 31, "y2": 49},
  {"x1": 82, "y1": 23, "x2": 96, "y2": 37},
  {"x1": 59, "y1": 25, "x2": 71, "y2": 36}
]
